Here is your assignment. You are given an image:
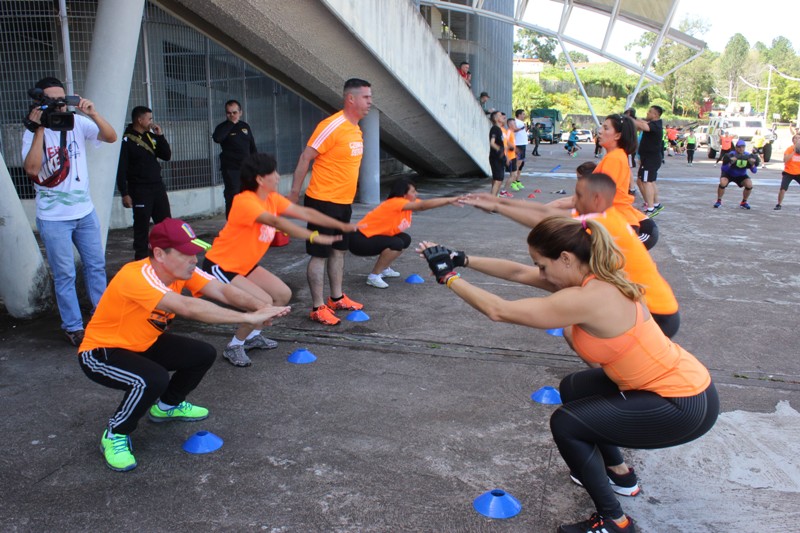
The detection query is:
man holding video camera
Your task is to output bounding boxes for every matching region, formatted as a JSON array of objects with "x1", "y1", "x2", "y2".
[{"x1": 22, "y1": 76, "x2": 117, "y2": 347}]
